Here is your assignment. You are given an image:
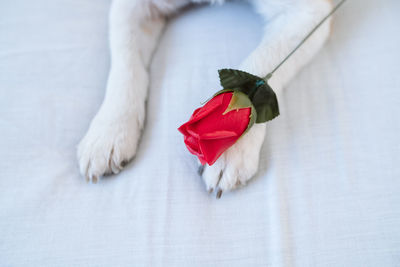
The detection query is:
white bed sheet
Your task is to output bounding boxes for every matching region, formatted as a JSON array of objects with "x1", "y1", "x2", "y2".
[{"x1": 1, "y1": 0, "x2": 400, "y2": 266}]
